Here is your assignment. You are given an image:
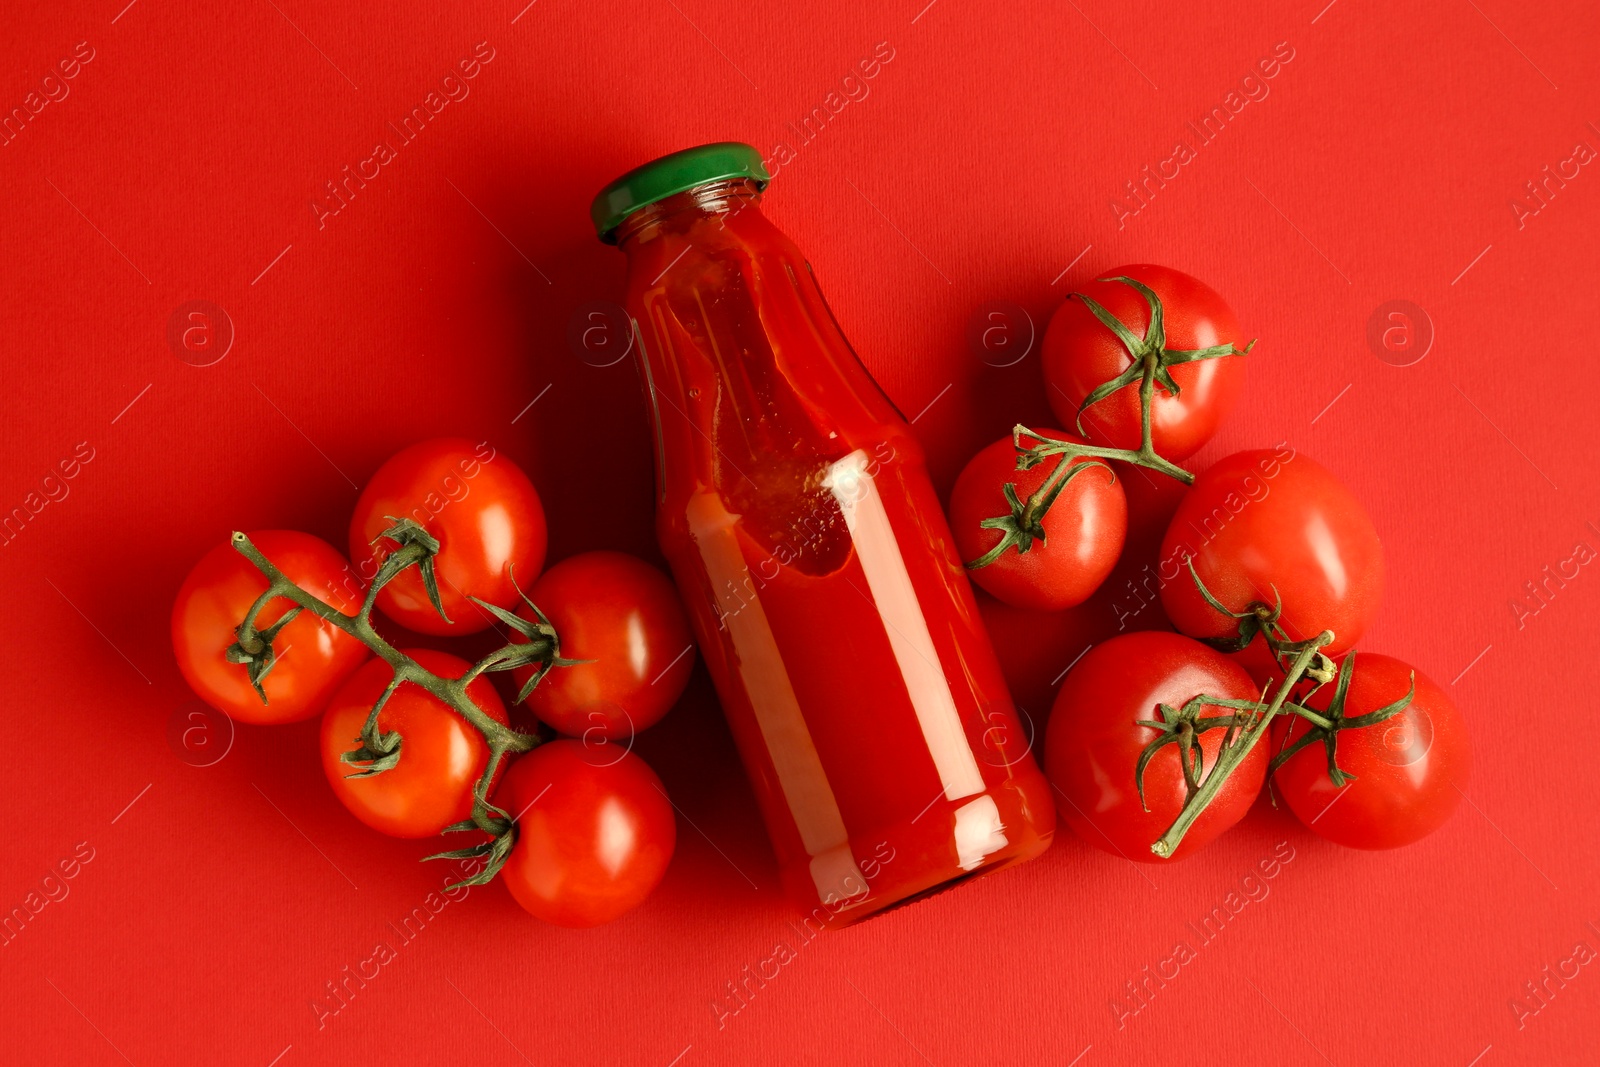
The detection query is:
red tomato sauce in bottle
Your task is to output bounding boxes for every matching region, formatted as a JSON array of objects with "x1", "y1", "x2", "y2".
[{"x1": 593, "y1": 143, "x2": 1054, "y2": 922}]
